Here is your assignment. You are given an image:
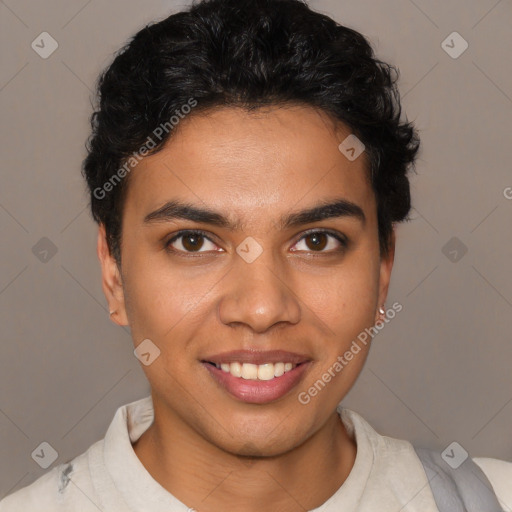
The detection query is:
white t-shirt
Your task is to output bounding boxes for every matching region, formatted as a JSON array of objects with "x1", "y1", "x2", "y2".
[{"x1": 1, "y1": 395, "x2": 511, "y2": 511}]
